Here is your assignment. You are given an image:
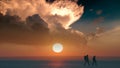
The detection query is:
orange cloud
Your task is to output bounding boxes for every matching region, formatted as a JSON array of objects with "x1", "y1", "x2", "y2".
[{"x1": 0, "y1": 0, "x2": 84, "y2": 29}]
